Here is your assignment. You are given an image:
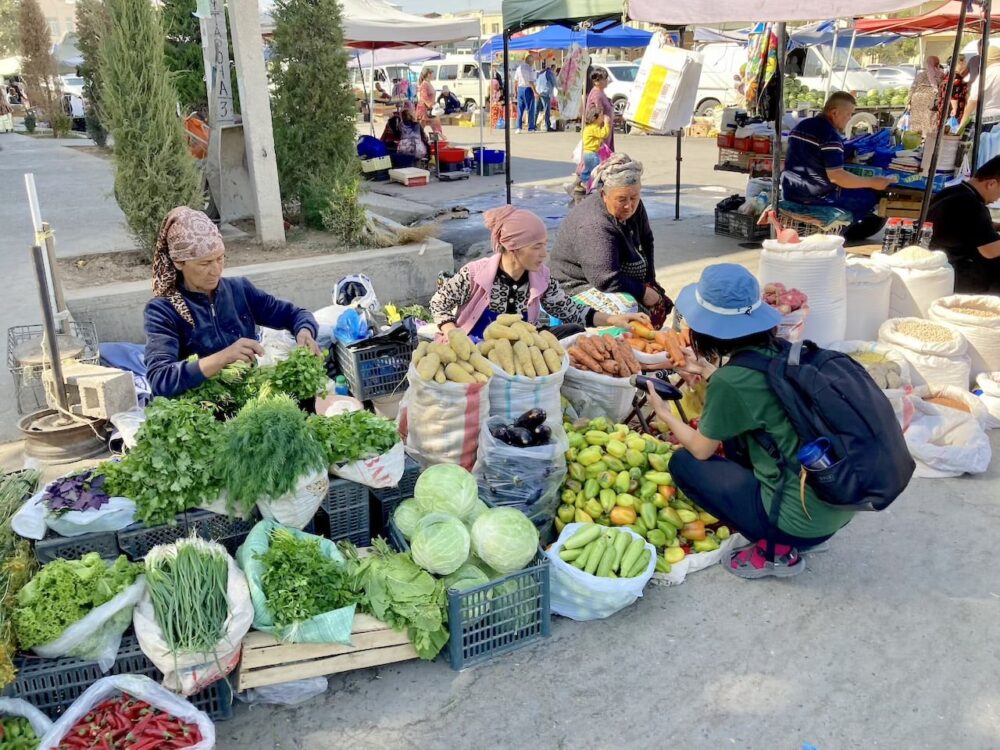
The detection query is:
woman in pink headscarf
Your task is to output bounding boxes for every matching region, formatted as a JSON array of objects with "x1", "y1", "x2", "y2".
[
  {"x1": 144, "y1": 206, "x2": 320, "y2": 397},
  {"x1": 429, "y1": 206, "x2": 649, "y2": 339},
  {"x1": 906, "y1": 55, "x2": 944, "y2": 135}
]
